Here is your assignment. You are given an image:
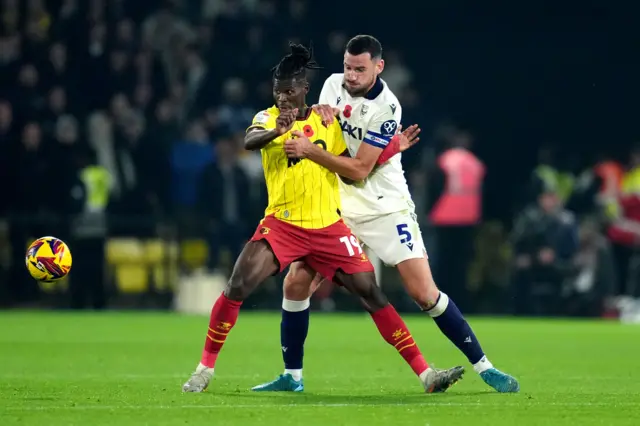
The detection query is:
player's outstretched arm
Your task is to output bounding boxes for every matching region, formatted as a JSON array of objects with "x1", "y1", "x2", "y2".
[
  {"x1": 283, "y1": 132, "x2": 379, "y2": 181},
  {"x1": 283, "y1": 124, "x2": 420, "y2": 181}
]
